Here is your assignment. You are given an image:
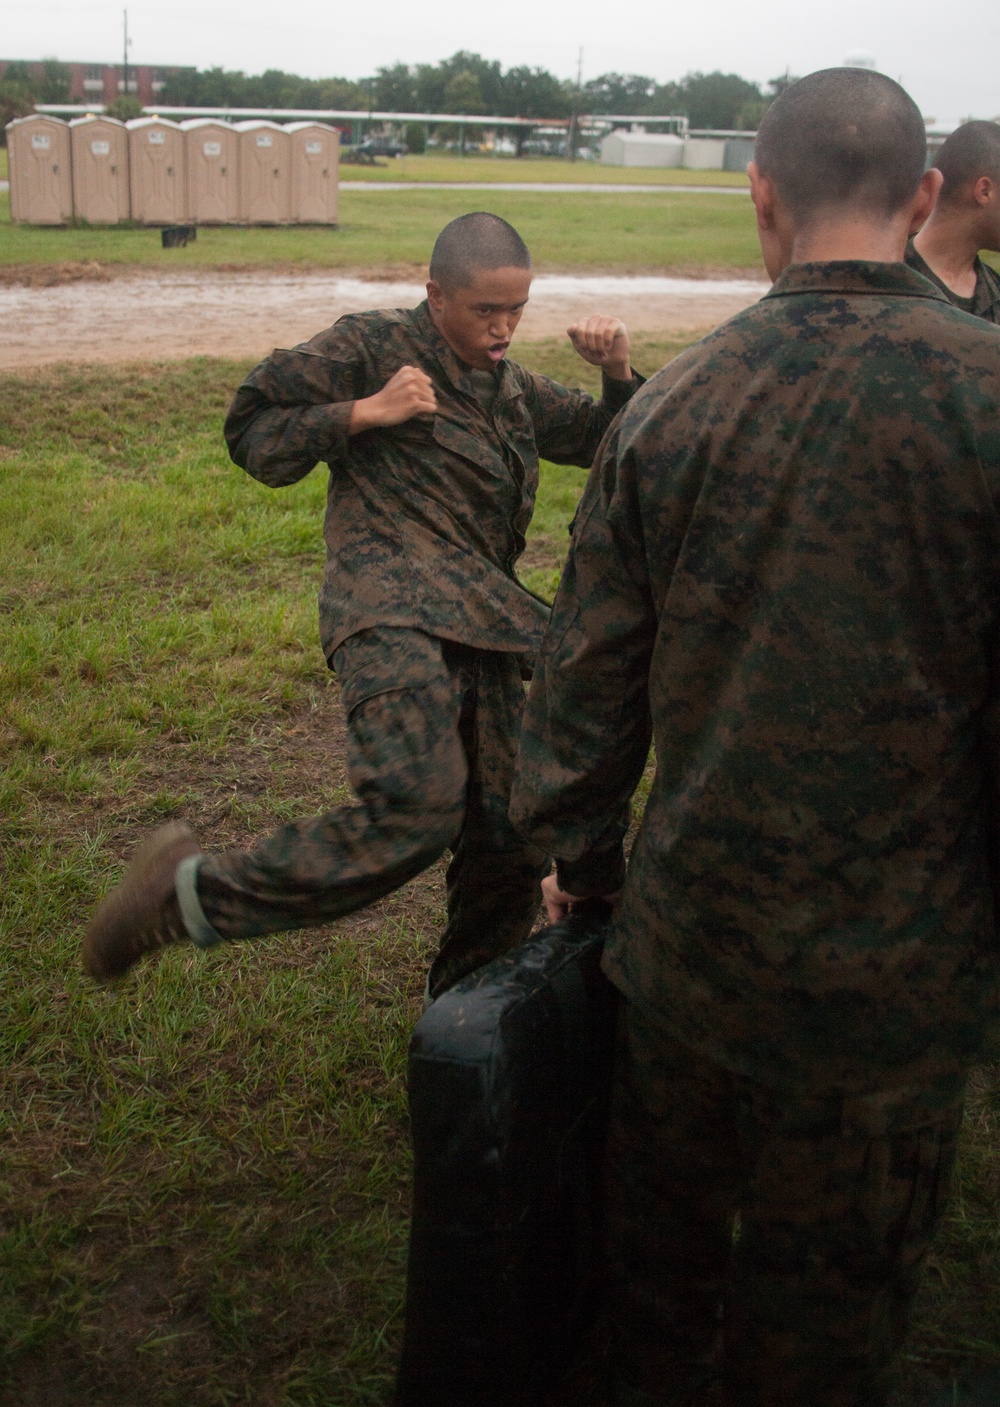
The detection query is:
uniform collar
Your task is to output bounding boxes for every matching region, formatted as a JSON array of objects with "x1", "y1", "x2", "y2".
[
  {"x1": 764, "y1": 259, "x2": 954, "y2": 304},
  {"x1": 411, "y1": 300, "x2": 521, "y2": 403}
]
